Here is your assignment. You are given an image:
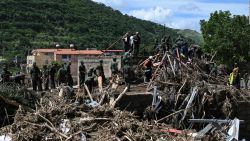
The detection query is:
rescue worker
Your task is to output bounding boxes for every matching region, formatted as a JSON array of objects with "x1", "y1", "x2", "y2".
[
  {"x1": 180, "y1": 42, "x2": 188, "y2": 61},
  {"x1": 123, "y1": 59, "x2": 132, "y2": 91},
  {"x1": 42, "y1": 65, "x2": 49, "y2": 91},
  {"x1": 130, "y1": 33, "x2": 134, "y2": 54},
  {"x1": 160, "y1": 36, "x2": 167, "y2": 53},
  {"x1": 79, "y1": 61, "x2": 86, "y2": 87},
  {"x1": 228, "y1": 68, "x2": 240, "y2": 89},
  {"x1": 30, "y1": 62, "x2": 42, "y2": 91},
  {"x1": 66, "y1": 62, "x2": 73, "y2": 87},
  {"x1": 58, "y1": 64, "x2": 67, "y2": 85},
  {"x1": 133, "y1": 32, "x2": 141, "y2": 56},
  {"x1": 123, "y1": 51, "x2": 132, "y2": 65},
  {"x1": 95, "y1": 60, "x2": 105, "y2": 91},
  {"x1": 85, "y1": 67, "x2": 95, "y2": 93},
  {"x1": 143, "y1": 56, "x2": 154, "y2": 82},
  {"x1": 49, "y1": 63, "x2": 56, "y2": 89},
  {"x1": 1, "y1": 66, "x2": 11, "y2": 83},
  {"x1": 110, "y1": 58, "x2": 118, "y2": 76},
  {"x1": 122, "y1": 32, "x2": 131, "y2": 52}
]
